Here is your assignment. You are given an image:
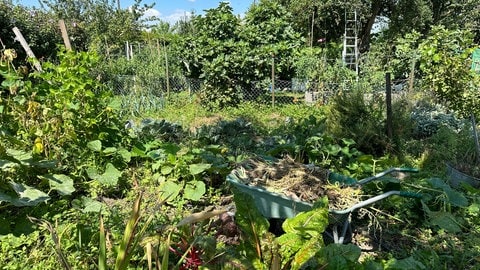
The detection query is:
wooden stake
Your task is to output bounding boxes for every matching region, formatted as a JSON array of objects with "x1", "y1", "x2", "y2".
[
  {"x1": 58, "y1": 20, "x2": 72, "y2": 51},
  {"x1": 12, "y1": 27, "x2": 42, "y2": 72}
]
